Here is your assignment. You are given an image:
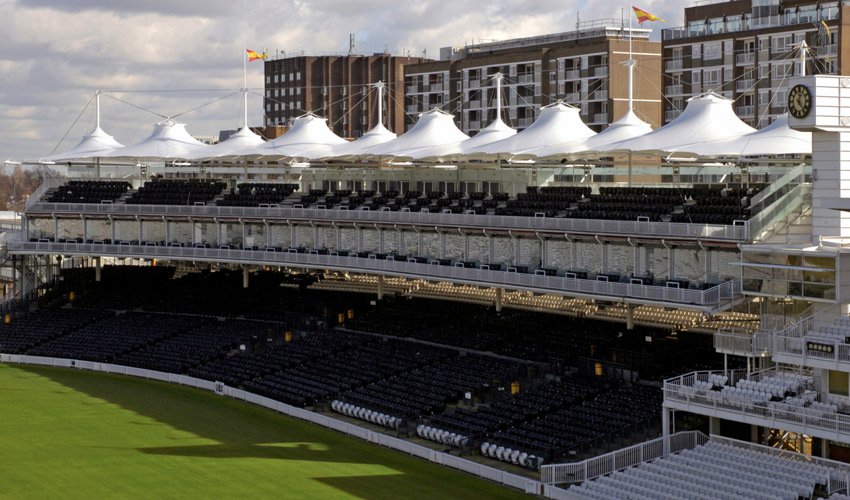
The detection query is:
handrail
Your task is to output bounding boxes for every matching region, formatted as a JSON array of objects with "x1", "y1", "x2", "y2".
[
  {"x1": 750, "y1": 164, "x2": 808, "y2": 208},
  {"x1": 7, "y1": 240, "x2": 740, "y2": 307},
  {"x1": 745, "y1": 183, "x2": 810, "y2": 242},
  {"x1": 540, "y1": 431, "x2": 708, "y2": 485},
  {"x1": 25, "y1": 200, "x2": 751, "y2": 242}
]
